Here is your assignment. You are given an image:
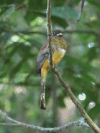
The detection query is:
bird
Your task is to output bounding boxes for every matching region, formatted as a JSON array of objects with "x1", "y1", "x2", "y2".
[{"x1": 36, "y1": 30, "x2": 67, "y2": 110}]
